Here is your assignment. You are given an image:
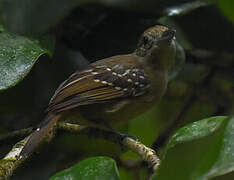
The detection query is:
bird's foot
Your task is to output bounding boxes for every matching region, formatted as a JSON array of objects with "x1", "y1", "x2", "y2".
[{"x1": 114, "y1": 132, "x2": 138, "y2": 151}]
